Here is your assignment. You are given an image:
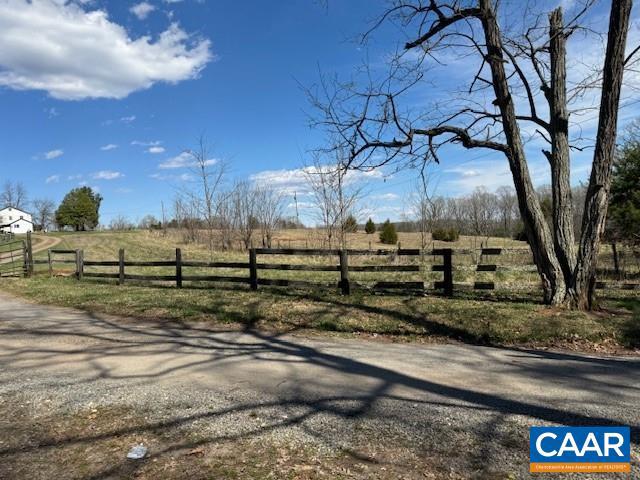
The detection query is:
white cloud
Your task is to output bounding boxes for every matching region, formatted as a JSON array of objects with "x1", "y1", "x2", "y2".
[
  {"x1": 92, "y1": 170, "x2": 124, "y2": 180},
  {"x1": 0, "y1": 0, "x2": 213, "y2": 100},
  {"x1": 132, "y1": 140, "x2": 162, "y2": 147},
  {"x1": 120, "y1": 115, "x2": 136, "y2": 124},
  {"x1": 45, "y1": 174, "x2": 60, "y2": 184},
  {"x1": 150, "y1": 172, "x2": 192, "y2": 181},
  {"x1": 158, "y1": 151, "x2": 216, "y2": 169},
  {"x1": 444, "y1": 169, "x2": 481, "y2": 178},
  {"x1": 44, "y1": 149, "x2": 64, "y2": 159},
  {"x1": 68, "y1": 174, "x2": 83, "y2": 181},
  {"x1": 372, "y1": 192, "x2": 399, "y2": 201},
  {"x1": 444, "y1": 159, "x2": 552, "y2": 194},
  {"x1": 100, "y1": 143, "x2": 118, "y2": 151},
  {"x1": 148, "y1": 146, "x2": 165, "y2": 154},
  {"x1": 130, "y1": 2, "x2": 155, "y2": 20},
  {"x1": 249, "y1": 166, "x2": 383, "y2": 196}
]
